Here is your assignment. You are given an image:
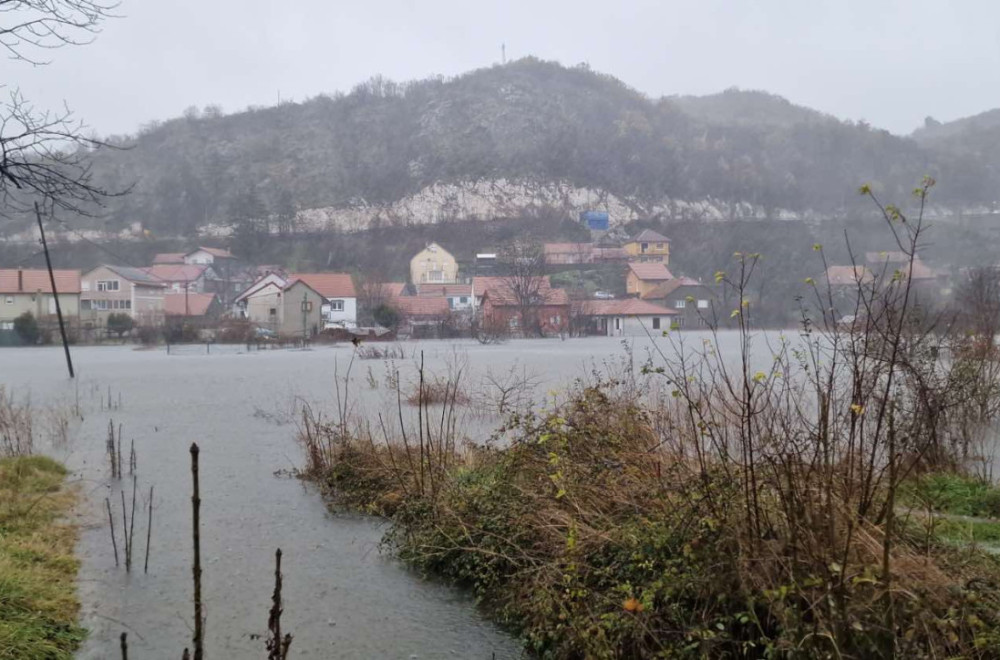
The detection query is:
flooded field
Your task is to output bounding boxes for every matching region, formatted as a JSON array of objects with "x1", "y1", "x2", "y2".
[{"x1": 0, "y1": 333, "x2": 776, "y2": 658}]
